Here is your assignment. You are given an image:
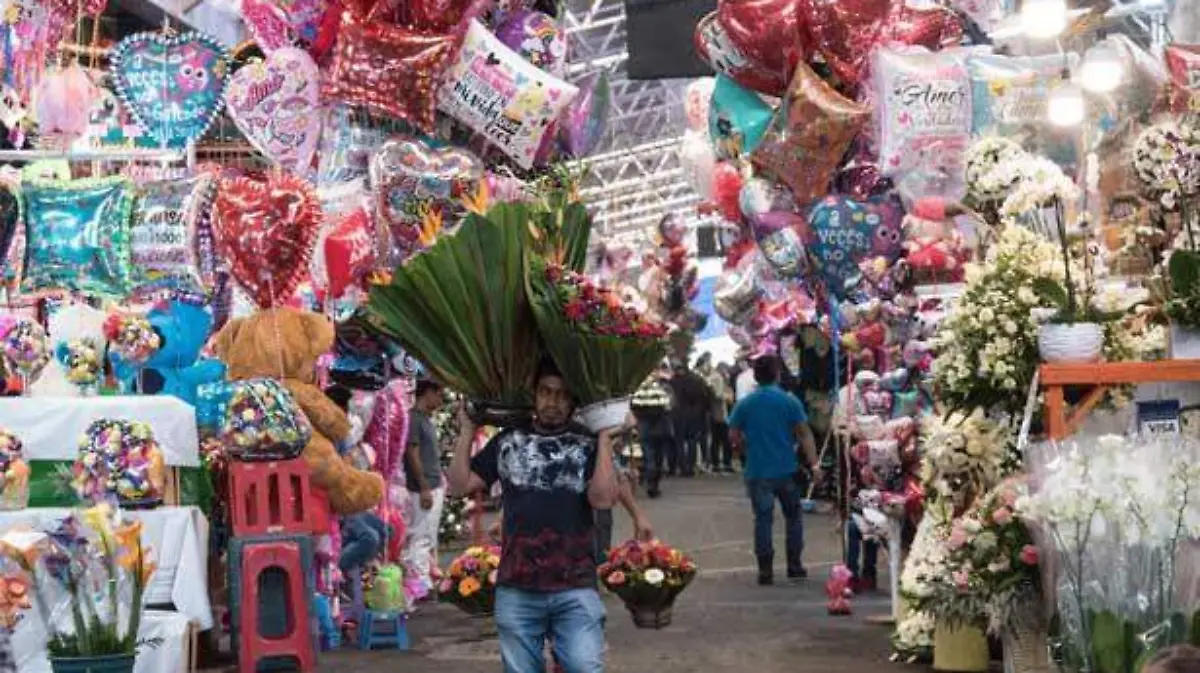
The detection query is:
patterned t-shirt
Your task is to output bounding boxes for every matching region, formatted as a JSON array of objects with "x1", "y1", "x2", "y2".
[{"x1": 471, "y1": 424, "x2": 598, "y2": 592}]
